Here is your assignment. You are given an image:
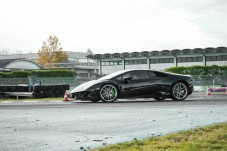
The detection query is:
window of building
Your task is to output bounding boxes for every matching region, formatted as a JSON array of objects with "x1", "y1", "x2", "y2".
[
  {"x1": 101, "y1": 60, "x2": 122, "y2": 66},
  {"x1": 109, "y1": 61, "x2": 113, "y2": 65},
  {"x1": 150, "y1": 58, "x2": 174, "y2": 64},
  {"x1": 210, "y1": 56, "x2": 216, "y2": 61},
  {"x1": 223, "y1": 55, "x2": 227, "y2": 60},
  {"x1": 206, "y1": 55, "x2": 227, "y2": 62},
  {"x1": 150, "y1": 59, "x2": 155, "y2": 64},
  {"x1": 159, "y1": 58, "x2": 165, "y2": 63},
  {"x1": 177, "y1": 56, "x2": 203, "y2": 63},
  {"x1": 114, "y1": 61, "x2": 118, "y2": 65},
  {"x1": 217, "y1": 56, "x2": 222, "y2": 61},
  {"x1": 79, "y1": 73, "x2": 88, "y2": 78},
  {"x1": 154, "y1": 59, "x2": 160, "y2": 63},
  {"x1": 206, "y1": 56, "x2": 211, "y2": 61},
  {"x1": 125, "y1": 59, "x2": 147, "y2": 65},
  {"x1": 198, "y1": 57, "x2": 203, "y2": 62}
]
